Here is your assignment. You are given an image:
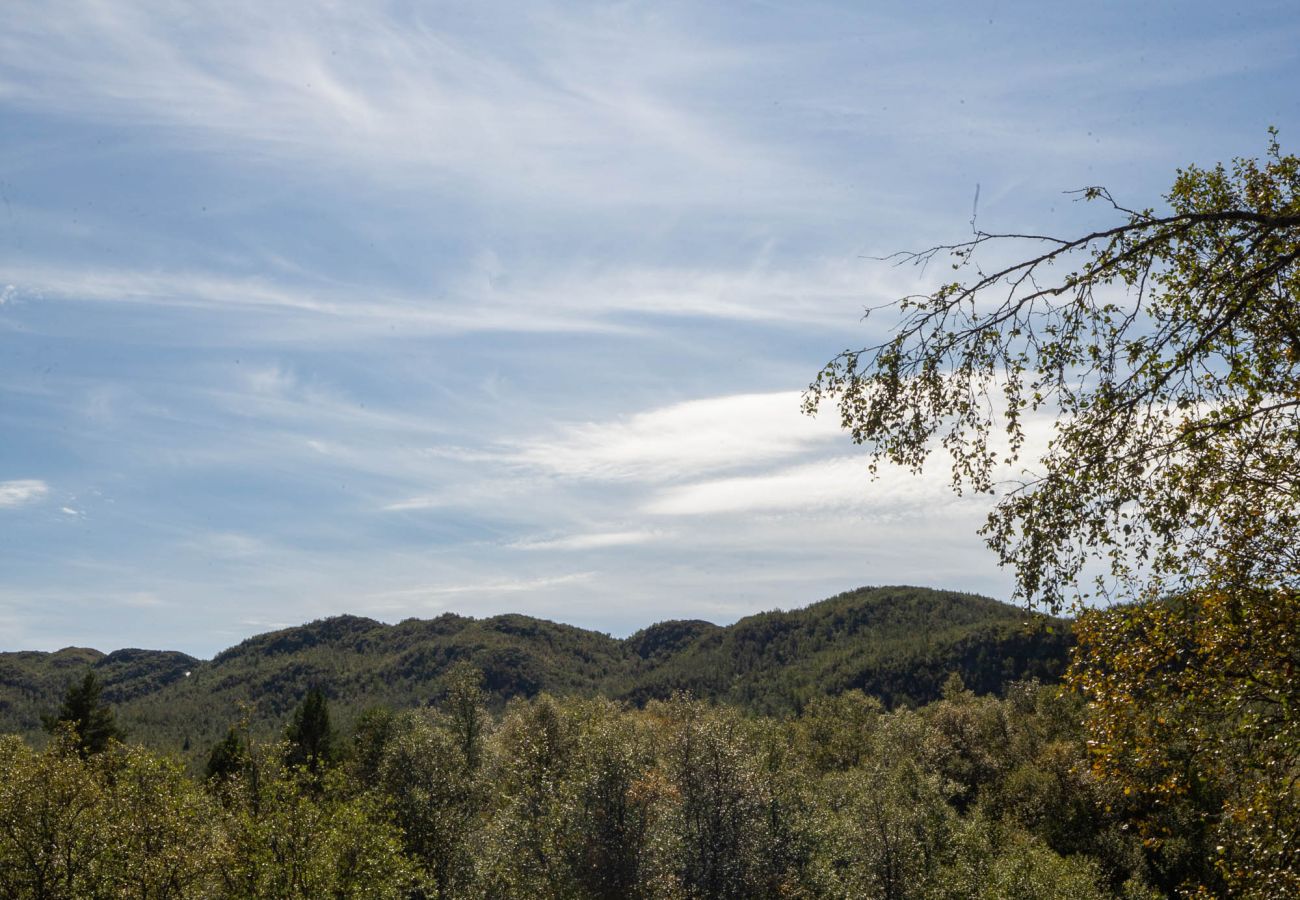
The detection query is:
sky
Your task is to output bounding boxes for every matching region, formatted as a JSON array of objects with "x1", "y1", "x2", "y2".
[{"x1": 2, "y1": 0, "x2": 1297, "y2": 656}]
